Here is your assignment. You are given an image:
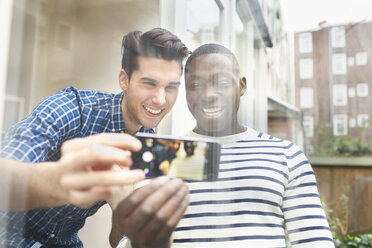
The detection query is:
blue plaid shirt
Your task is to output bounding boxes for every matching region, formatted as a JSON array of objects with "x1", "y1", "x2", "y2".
[{"x1": 0, "y1": 86, "x2": 153, "y2": 248}]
